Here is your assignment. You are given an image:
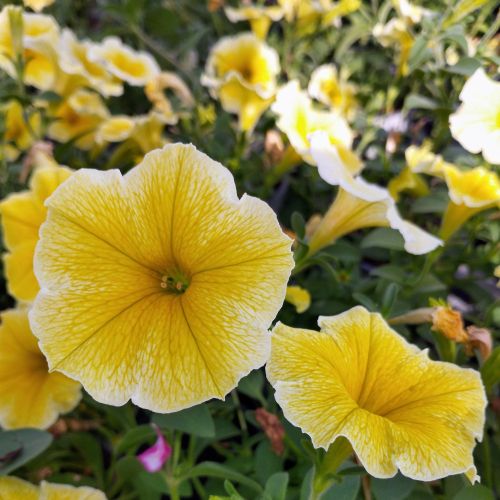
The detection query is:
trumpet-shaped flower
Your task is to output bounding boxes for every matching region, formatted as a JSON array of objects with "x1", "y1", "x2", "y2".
[
  {"x1": 308, "y1": 64, "x2": 358, "y2": 119},
  {"x1": 0, "y1": 477, "x2": 106, "y2": 500},
  {"x1": 48, "y1": 89, "x2": 109, "y2": 149},
  {"x1": 88, "y1": 36, "x2": 160, "y2": 86},
  {"x1": 58, "y1": 29, "x2": 123, "y2": 97},
  {"x1": 307, "y1": 132, "x2": 442, "y2": 255},
  {"x1": 373, "y1": 18, "x2": 413, "y2": 76},
  {"x1": 30, "y1": 144, "x2": 294, "y2": 412},
  {"x1": 225, "y1": 5, "x2": 284, "y2": 39},
  {"x1": 2, "y1": 99, "x2": 42, "y2": 161},
  {"x1": 201, "y1": 33, "x2": 280, "y2": 131},
  {"x1": 449, "y1": 69, "x2": 500, "y2": 165},
  {"x1": 0, "y1": 162, "x2": 72, "y2": 302},
  {"x1": 272, "y1": 81, "x2": 361, "y2": 171},
  {"x1": 0, "y1": 308, "x2": 81, "y2": 429},
  {"x1": 0, "y1": 6, "x2": 60, "y2": 90},
  {"x1": 440, "y1": 164, "x2": 500, "y2": 240},
  {"x1": 285, "y1": 285, "x2": 311, "y2": 313},
  {"x1": 267, "y1": 306, "x2": 486, "y2": 482}
]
